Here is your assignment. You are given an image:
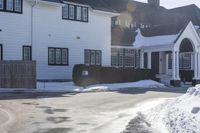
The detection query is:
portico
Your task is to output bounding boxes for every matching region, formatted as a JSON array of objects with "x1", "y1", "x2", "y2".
[{"x1": 136, "y1": 22, "x2": 200, "y2": 87}]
